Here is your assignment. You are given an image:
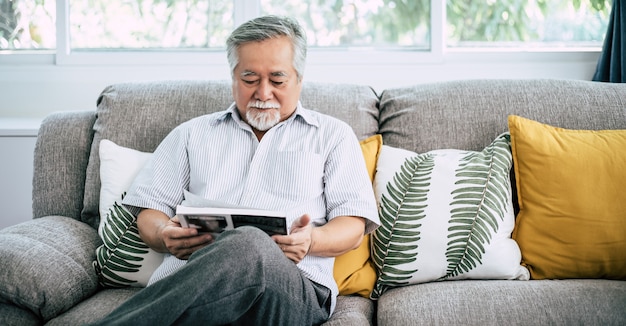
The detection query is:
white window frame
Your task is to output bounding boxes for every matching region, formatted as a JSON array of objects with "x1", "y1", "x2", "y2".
[{"x1": 0, "y1": 0, "x2": 603, "y2": 67}]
